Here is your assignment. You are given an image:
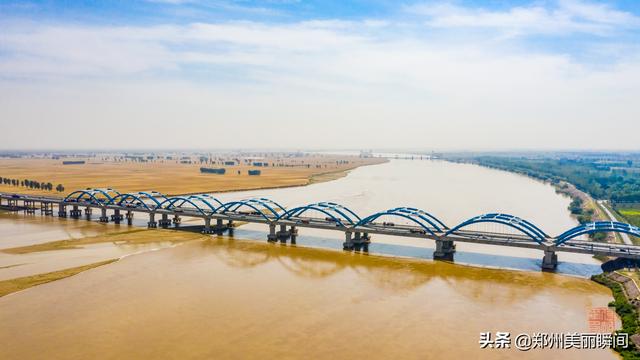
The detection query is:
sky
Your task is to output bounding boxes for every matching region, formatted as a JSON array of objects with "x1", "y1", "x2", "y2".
[{"x1": 0, "y1": 0, "x2": 639, "y2": 151}]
